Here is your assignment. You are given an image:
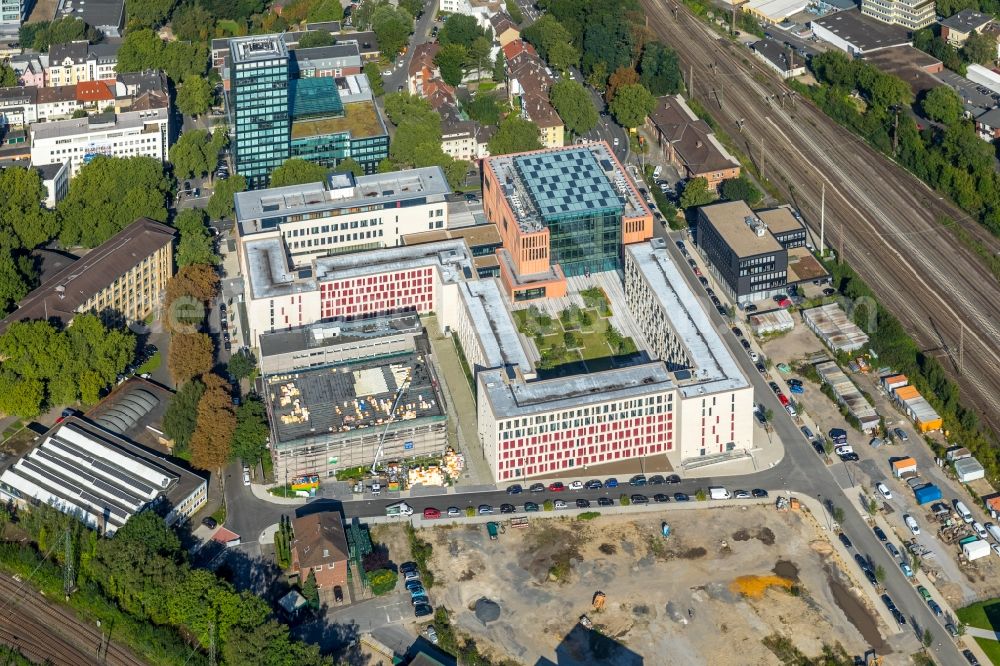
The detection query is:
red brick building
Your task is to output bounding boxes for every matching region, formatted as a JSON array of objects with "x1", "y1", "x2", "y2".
[{"x1": 291, "y1": 512, "x2": 350, "y2": 590}]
